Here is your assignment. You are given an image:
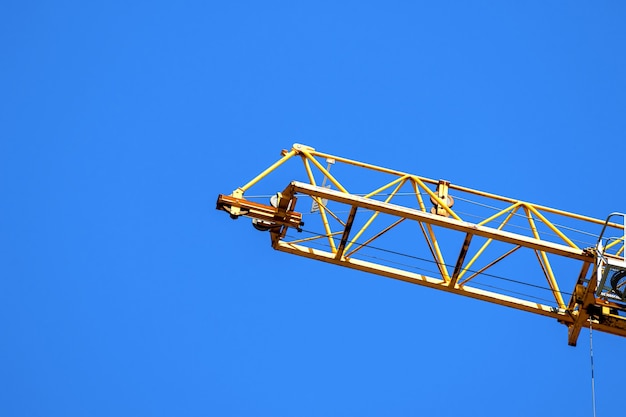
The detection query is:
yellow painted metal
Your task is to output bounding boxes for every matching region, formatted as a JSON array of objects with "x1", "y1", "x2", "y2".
[
  {"x1": 236, "y1": 149, "x2": 298, "y2": 196},
  {"x1": 410, "y1": 178, "x2": 428, "y2": 212},
  {"x1": 410, "y1": 175, "x2": 461, "y2": 221},
  {"x1": 606, "y1": 237, "x2": 624, "y2": 252},
  {"x1": 302, "y1": 155, "x2": 316, "y2": 186},
  {"x1": 305, "y1": 148, "x2": 436, "y2": 182},
  {"x1": 415, "y1": 222, "x2": 449, "y2": 283},
  {"x1": 526, "y1": 204, "x2": 578, "y2": 249},
  {"x1": 292, "y1": 181, "x2": 591, "y2": 261},
  {"x1": 339, "y1": 176, "x2": 410, "y2": 256},
  {"x1": 275, "y1": 240, "x2": 571, "y2": 320},
  {"x1": 287, "y1": 230, "x2": 343, "y2": 245},
  {"x1": 457, "y1": 206, "x2": 521, "y2": 283},
  {"x1": 217, "y1": 144, "x2": 626, "y2": 345},
  {"x1": 424, "y1": 223, "x2": 451, "y2": 283},
  {"x1": 302, "y1": 159, "x2": 345, "y2": 227},
  {"x1": 410, "y1": 179, "x2": 450, "y2": 282},
  {"x1": 307, "y1": 143, "x2": 619, "y2": 229},
  {"x1": 451, "y1": 183, "x2": 623, "y2": 229},
  {"x1": 300, "y1": 149, "x2": 348, "y2": 193},
  {"x1": 345, "y1": 218, "x2": 405, "y2": 258},
  {"x1": 477, "y1": 202, "x2": 522, "y2": 227},
  {"x1": 525, "y1": 207, "x2": 566, "y2": 309},
  {"x1": 302, "y1": 156, "x2": 337, "y2": 252},
  {"x1": 566, "y1": 267, "x2": 596, "y2": 346},
  {"x1": 301, "y1": 156, "x2": 346, "y2": 226},
  {"x1": 363, "y1": 175, "x2": 409, "y2": 199},
  {"x1": 343, "y1": 177, "x2": 408, "y2": 255},
  {"x1": 458, "y1": 246, "x2": 522, "y2": 287},
  {"x1": 533, "y1": 249, "x2": 566, "y2": 309},
  {"x1": 296, "y1": 144, "x2": 621, "y2": 228}
]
